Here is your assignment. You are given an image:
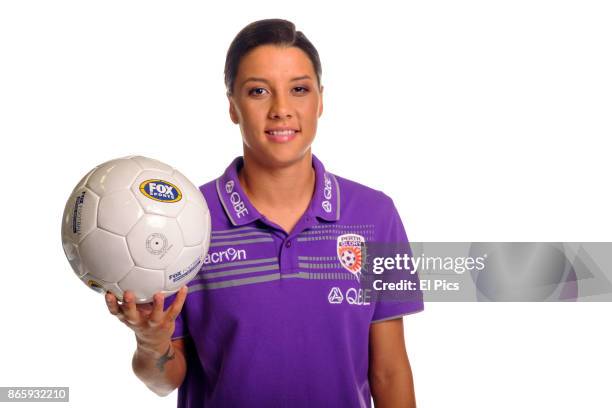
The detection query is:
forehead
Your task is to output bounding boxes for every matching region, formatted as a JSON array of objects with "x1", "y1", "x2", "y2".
[{"x1": 236, "y1": 45, "x2": 315, "y2": 80}]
